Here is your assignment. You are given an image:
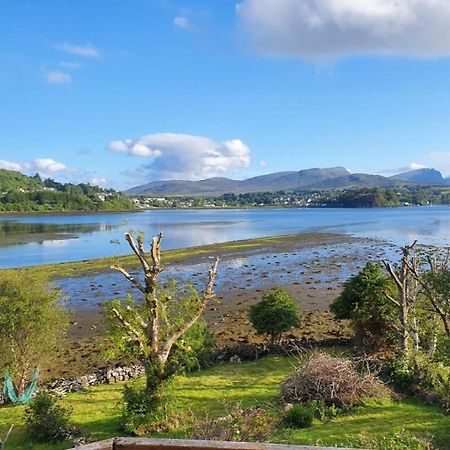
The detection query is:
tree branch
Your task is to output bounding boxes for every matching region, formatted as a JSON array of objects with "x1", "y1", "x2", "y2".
[
  {"x1": 111, "y1": 265, "x2": 146, "y2": 293},
  {"x1": 111, "y1": 307, "x2": 146, "y2": 353},
  {"x1": 125, "y1": 232, "x2": 151, "y2": 272}
]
